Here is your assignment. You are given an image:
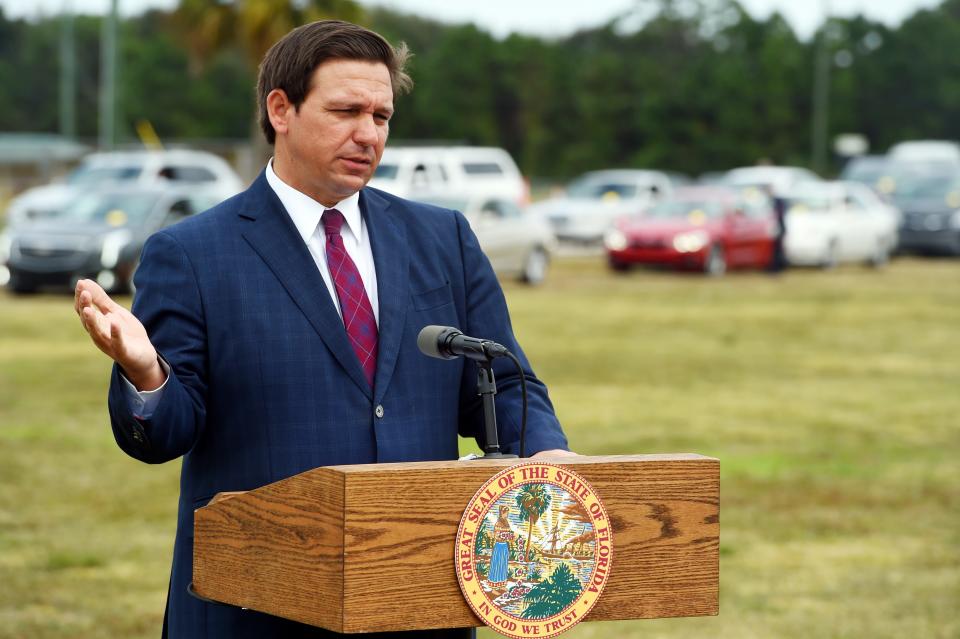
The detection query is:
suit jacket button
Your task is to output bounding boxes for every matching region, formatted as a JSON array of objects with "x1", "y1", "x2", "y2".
[{"x1": 375, "y1": 404, "x2": 385, "y2": 419}]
